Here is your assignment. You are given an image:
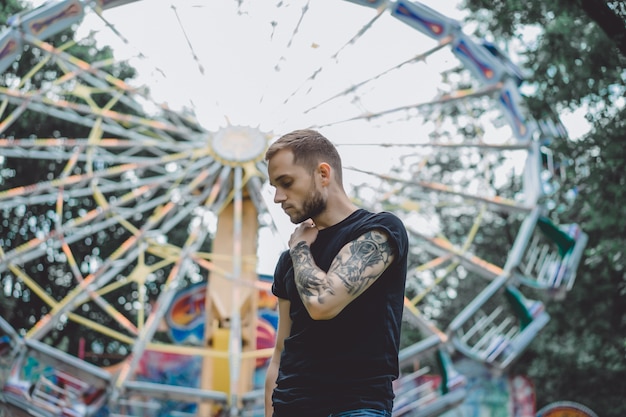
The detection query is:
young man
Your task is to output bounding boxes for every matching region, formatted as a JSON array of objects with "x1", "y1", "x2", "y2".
[{"x1": 264, "y1": 129, "x2": 409, "y2": 417}]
